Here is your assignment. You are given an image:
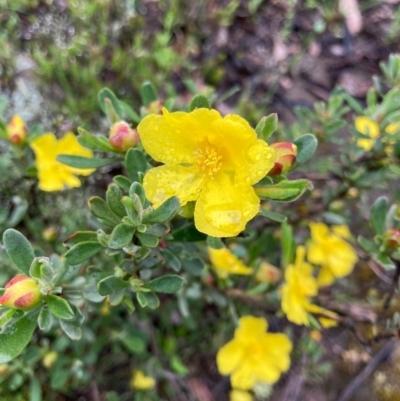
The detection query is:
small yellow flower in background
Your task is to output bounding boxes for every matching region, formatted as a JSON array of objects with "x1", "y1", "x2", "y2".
[
  {"x1": 216, "y1": 316, "x2": 292, "y2": 390},
  {"x1": 355, "y1": 116, "x2": 400, "y2": 152},
  {"x1": 208, "y1": 247, "x2": 253, "y2": 278},
  {"x1": 7, "y1": 115, "x2": 28, "y2": 145},
  {"x1": 281, "y1": 246, "x2": 337, "y2": 326},
  {"x1": 138, "y1": 108, "x2": 275, "y2": 237},
  {"x1": 31, "y1": 132, "x2": 94, "y2": 191},
  {"x1": 355, "y1": 116, "x2": 379, "y2": 151},
  {"x1": 255, "y1": 261, "x2": 281, "y2": 284},
  {"x1": 307, "y1": 222, "x2": 358, "y2": 287},
  {"x1": 230, "y1": 389, "x2": 253, "y2": 401},
  {"x1": 130, "y1": 370, "x2": 155, "y2": 390}
]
